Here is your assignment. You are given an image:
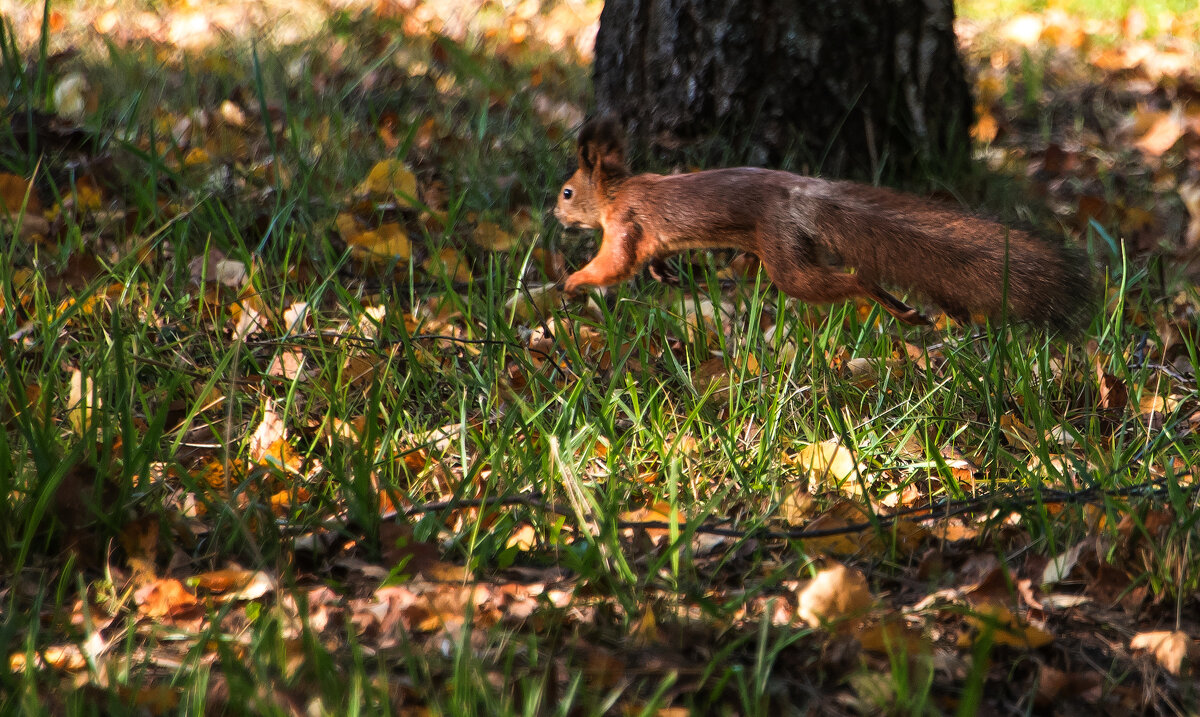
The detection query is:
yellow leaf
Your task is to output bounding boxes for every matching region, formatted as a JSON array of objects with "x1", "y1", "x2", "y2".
[
  {"x1": 344, "y1": 221, "x2": 413, "y2": 261},
  {"x1": 856, "y1": 617, "x2": 928, "y2": 655},
  {"x1": 66, "y1": 368, "x2": 101, "y2": 435},
  {"x1": 962, "y1": 603, "x2": 1053, "y2": 649},
  {"x1": 790, "y1": 440, "x2": 865, "y2": 491},
  {"x1": 472, "y1": 220, "x2": 517, "y2": 251},
  {"x1": 183, "y1": 147, "x2": 210, "y2": 166},
  {"x1": 257, "y1": 437, "x2": 304, "y2": 474},
  {"x1": 74, "y1": 177, "x2": 103, "y2": 211},
  {"x1": 506, "y1": 523, "x2": 537, "y2": 551},
  {"x1": 798, "y1": 507, "x2": 871, "y2": 557},
  {"x1": 423, "y1": 247, "x2": 473, "y2": 283},
  {"x1": 357, "y1": 159, "x2": 419, "y2": 206}
]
